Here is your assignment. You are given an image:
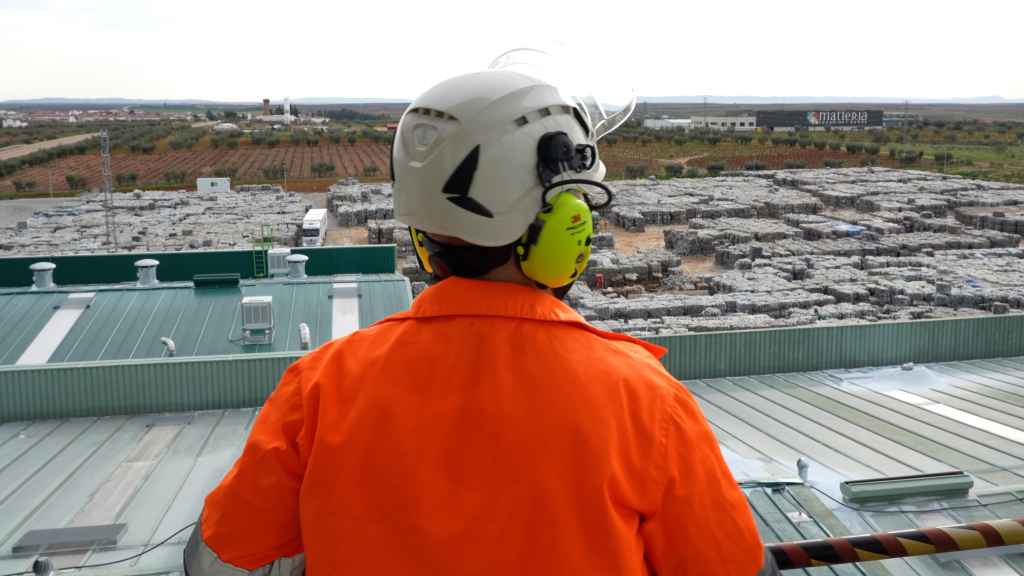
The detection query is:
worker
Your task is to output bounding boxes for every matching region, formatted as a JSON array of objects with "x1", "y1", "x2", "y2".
[{"x1": 184, "y1": 66, "x2": 778, "y2": 575}]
